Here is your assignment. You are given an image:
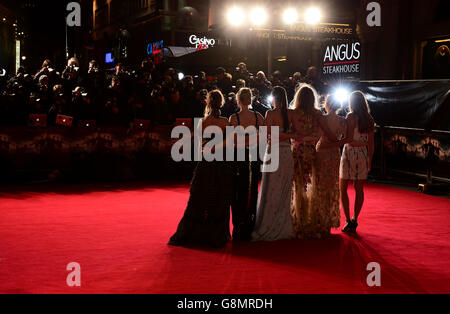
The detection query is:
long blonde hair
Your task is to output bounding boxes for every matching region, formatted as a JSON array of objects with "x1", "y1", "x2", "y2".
[
  {"x1": 204, "y1": 90, "x2": 224, "y2": 118},
  {"x1": 349, "y1": 91, "x2": 375, "y2": 133},
  {"x1": 236, "y1": 87, "x2": 252, "y2": 107},
  {"x1": 293, "y1": 84, "x2": 318, "y2": 116}
]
